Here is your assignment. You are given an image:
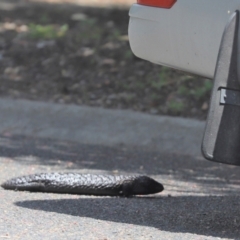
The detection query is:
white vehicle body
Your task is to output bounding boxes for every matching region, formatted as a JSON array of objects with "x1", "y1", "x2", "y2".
[{"x1": 128, "y1": 0, "x2": 240, "y2": 78}]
